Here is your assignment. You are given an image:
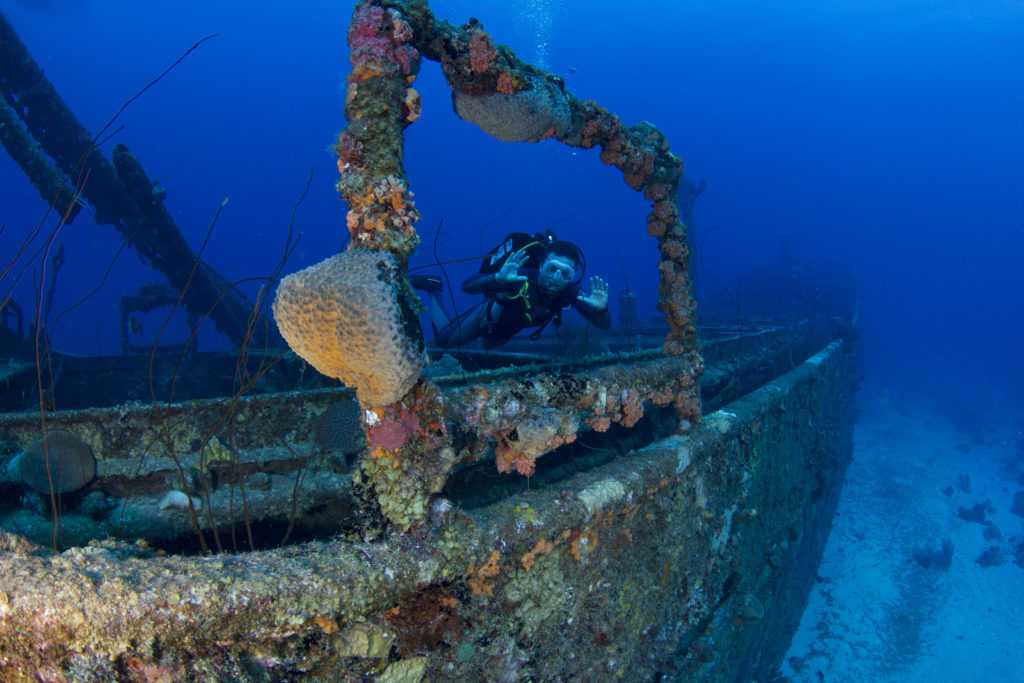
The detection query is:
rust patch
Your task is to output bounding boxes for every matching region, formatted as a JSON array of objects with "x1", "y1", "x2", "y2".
[
  {"x1": 385, "y1": 587, "x2": 464, "y2": 656},
  {"x1": 468, "y1": 549, "x2": 502, "y2": 597},
  {"x1": 520, "y1": 537, "x2": 555, "y2": 571},
  {"x1": 311, "y1": 615, "x2": 339, "y2": 634}
]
